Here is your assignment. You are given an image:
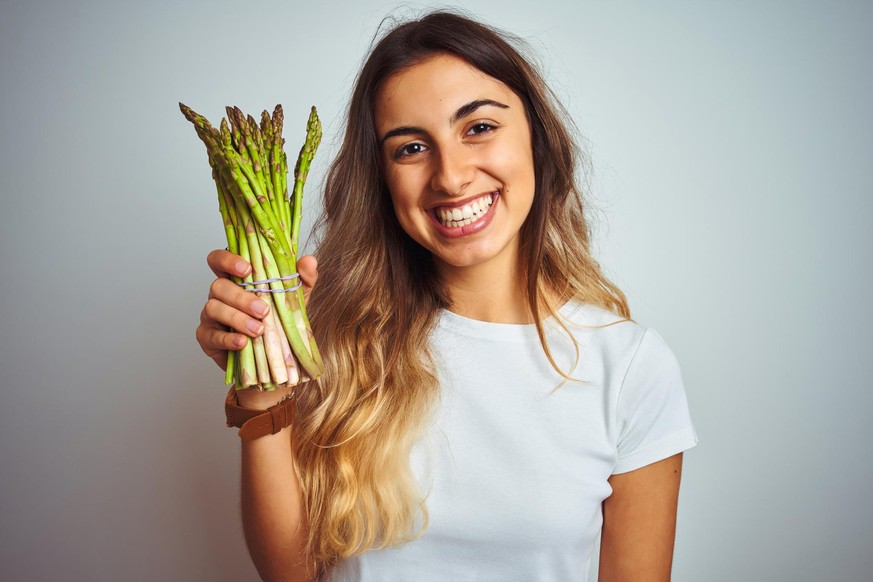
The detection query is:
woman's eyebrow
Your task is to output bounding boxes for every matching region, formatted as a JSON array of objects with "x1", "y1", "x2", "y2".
[
  {"x1": 450, "y1": 99, "x2": 509, "y2": 124},
  {"x1": 380, "y1": 126, "x2": 423, "y2": 145},
  {"x1": 380, "y1": 99, "x2": 510, "y2": 145}
]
